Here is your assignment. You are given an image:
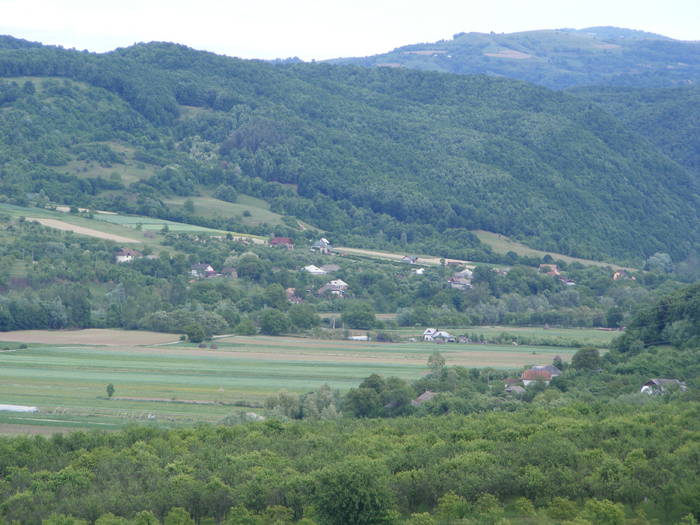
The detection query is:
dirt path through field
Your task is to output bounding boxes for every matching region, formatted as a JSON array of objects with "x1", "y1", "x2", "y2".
[
  {"x1": 335, "y1": 247, "x2": 474, "y2": 268},
  {"x1": 28, "y1": 218, "x2": 140, "y2": 243}
]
